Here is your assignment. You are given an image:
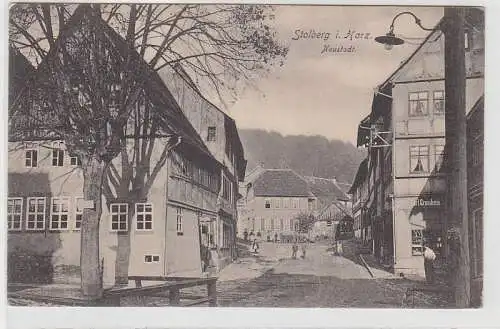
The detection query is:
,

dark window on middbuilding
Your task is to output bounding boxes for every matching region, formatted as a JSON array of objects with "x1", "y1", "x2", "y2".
[
  {"x1": 472, "y1": 209, "x2": 483, "y2": 277},
  {"x1": 409, "y1": 91, "x2": 428, "y2": 116},
  {"x1": 109, "y1": 83, "x2": 121, "y2": 109},
  {"x1": 308, "y1": 199, "x2": 314, "y2": 211},
  {"x1": 52, "y1": 141, "x2": 64, "y2": 166},
  {"x1": 472, "y1": 136, "x2": 483, "y2": 167},
  {"x1": 265, "y1": 199, "x2": 271, "y2": 208},
  {"x1": 222, "y1": 176, "x2": 232, "y2": 202},
  {"x1": 70, "y1": 155, "x2": 82, "y2": 166},
  {"x1": 144, "y1": 255, "x2": 160, "y2": 263},
  {"x1": 434, "y1": 145, "x2": 445, "y2": 172},
  {"x1": 180, "y1": 157, "x2": 188, "y2": 176},
  {"x1": 433, "y1": 91, "x2": 445, "y2": 115},
  {"x1": 75, "y1": 198, "x2": 83, "y2": 230},
  {"x1": 25, "y1": 149, "x2": 38, "y2": 167},
  {"x1": 176, "y1": 207, "x2": 183, "y2": 235},
  {"x1": 207, "y1": 126, "x2": 216, "y2": 141}
]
